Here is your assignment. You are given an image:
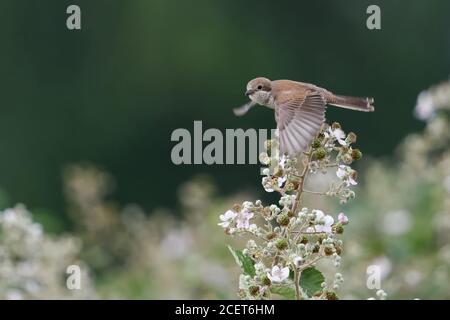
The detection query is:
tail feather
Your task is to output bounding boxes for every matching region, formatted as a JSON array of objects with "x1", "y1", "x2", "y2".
[{"x1": 329, "y1": 95, "x2": 375, "y2": 112}]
